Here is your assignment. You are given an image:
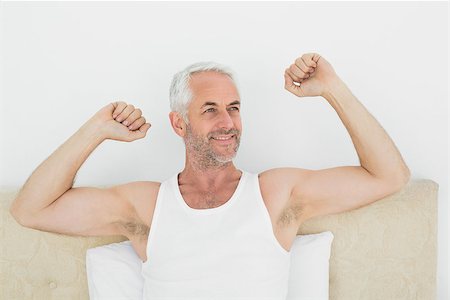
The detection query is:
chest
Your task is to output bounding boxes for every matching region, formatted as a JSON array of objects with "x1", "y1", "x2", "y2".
[
  {"x1": 179, "y1": 185, "x2": 237, "y2": 209},
  {"x1": 132, "y1": 176, "x2": 302, "y2": 261}
]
